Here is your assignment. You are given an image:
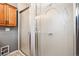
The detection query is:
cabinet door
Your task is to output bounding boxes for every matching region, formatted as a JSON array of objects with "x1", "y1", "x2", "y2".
[
  {"x1": 8, "y1": 5, "x2": 16, "y2": 26},
  {"x1": 4, "y1": 4, "x2": 8, "y2": 26},
  {"x1": 0, "y1": 4, "x2": 5, "y2": 26}
]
